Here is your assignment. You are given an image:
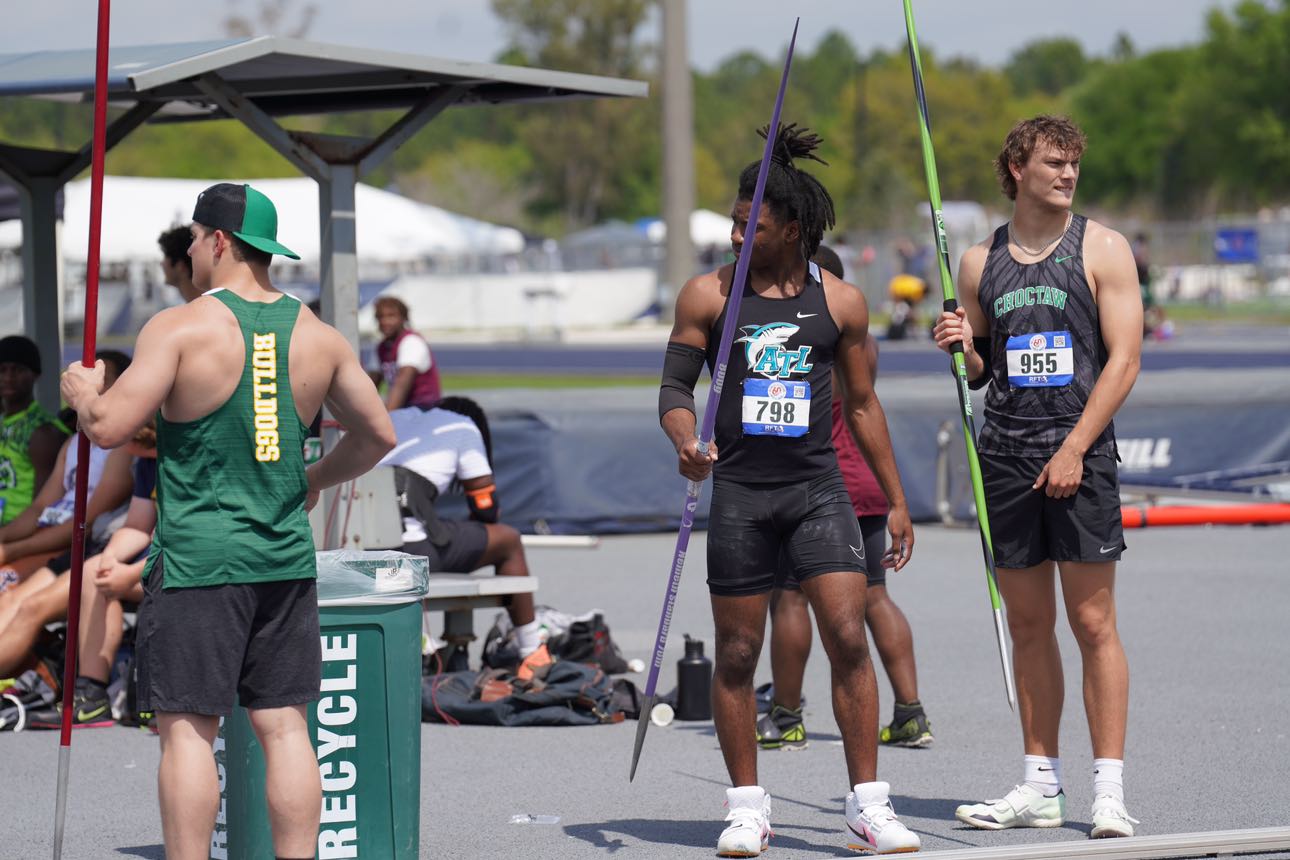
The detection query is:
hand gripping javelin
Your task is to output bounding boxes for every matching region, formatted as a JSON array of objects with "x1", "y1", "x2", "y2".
[
  {"x1": 901, "y1": 0, "x2": 1016, "y2": 710},
  {"x1": 629, "y1": 17, "x2": 801, "y2": 782}
]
